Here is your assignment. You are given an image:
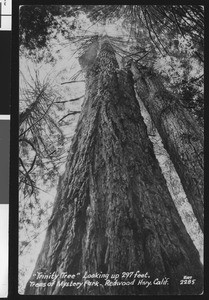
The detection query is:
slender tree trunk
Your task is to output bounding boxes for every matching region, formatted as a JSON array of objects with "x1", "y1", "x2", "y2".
[
  {"x1": 24, "y1": 40, "x2": 203, "y2": 295},
  {"x1": 131, "y1": 62, "x2": 204, "y2": 232}
]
